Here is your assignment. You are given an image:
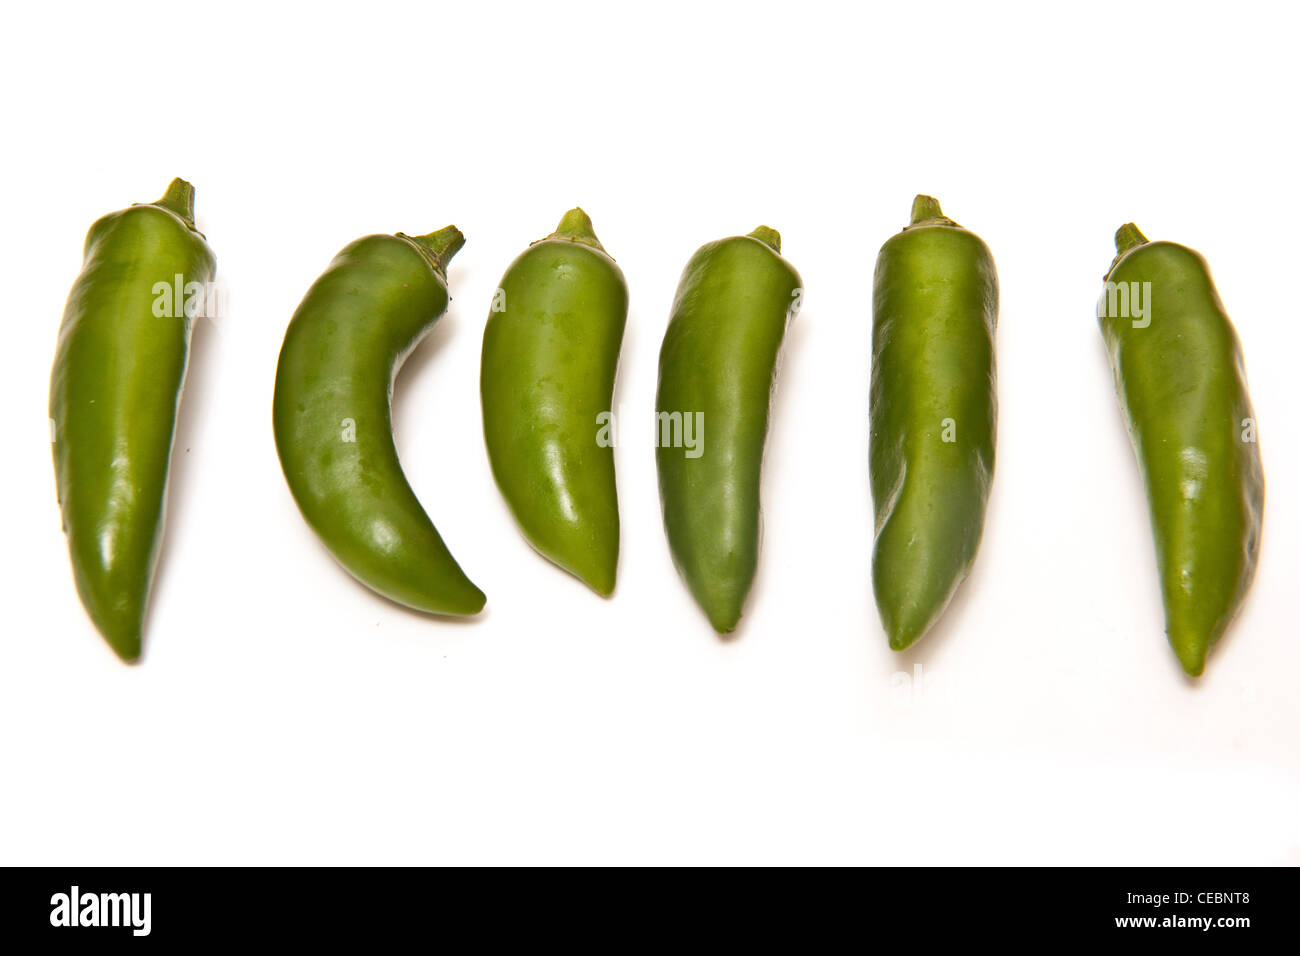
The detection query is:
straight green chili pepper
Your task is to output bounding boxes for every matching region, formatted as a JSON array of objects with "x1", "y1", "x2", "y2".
[
  {"x1": 870, "y1": 195, "x2": 998, "y2": 650},
  {"x1": 655, "y1": 226, "x2": 801, "y2": 634},
  {"x1": 1098, "y1": 223, "x2": 1263, "y2": 676},
  {"x1": 50, "y1": 178, "x2": 216, "y2": 662},
  {"x1": 481, "y1": 209, "x2": 628, "y2": 595},
  {"x1": 273, "y1": 226, "x2": 485, "y2": 616}
]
